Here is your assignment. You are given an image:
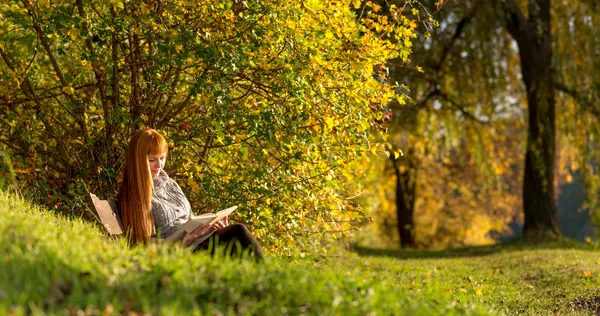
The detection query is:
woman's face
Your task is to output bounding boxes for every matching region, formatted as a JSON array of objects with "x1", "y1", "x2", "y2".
[{"x1": 148, "y1": 153, "x2": 166, "y2": 178}]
